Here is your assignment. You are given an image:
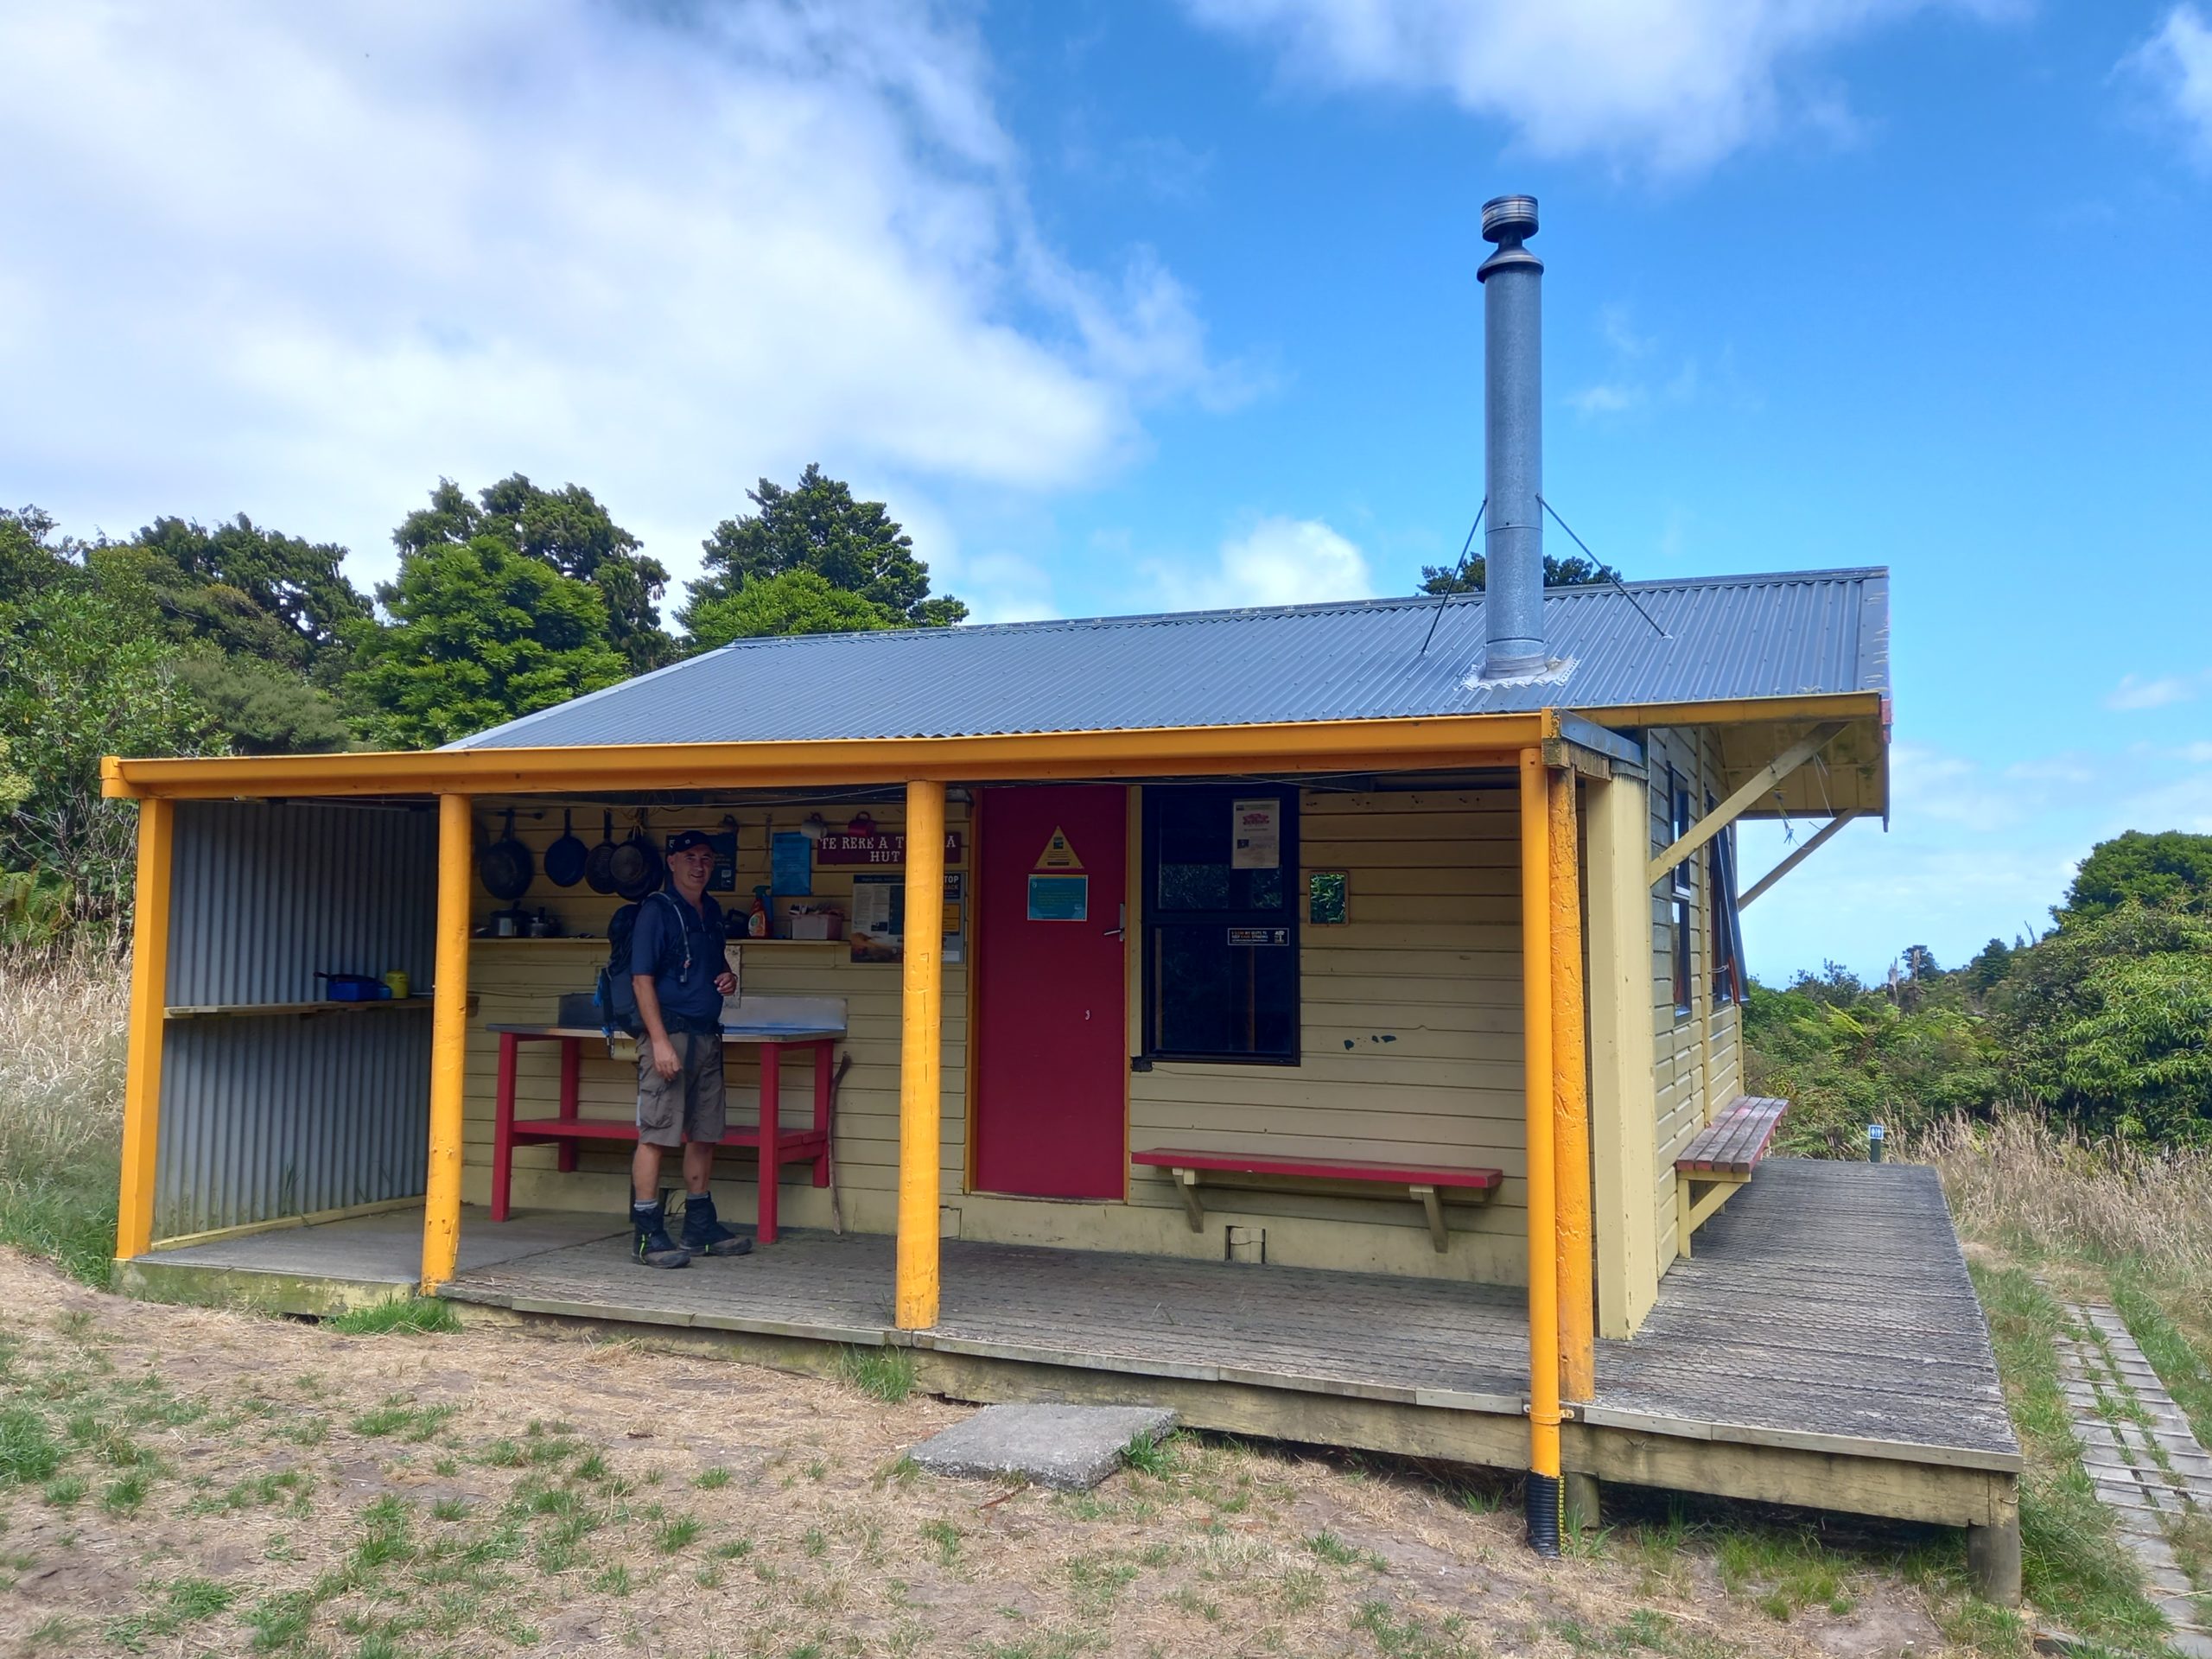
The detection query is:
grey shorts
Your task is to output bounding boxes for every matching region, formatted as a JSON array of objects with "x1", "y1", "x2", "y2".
[{"x1": 635, "y1": 1030, "x2": 727, "y2": 1148}]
